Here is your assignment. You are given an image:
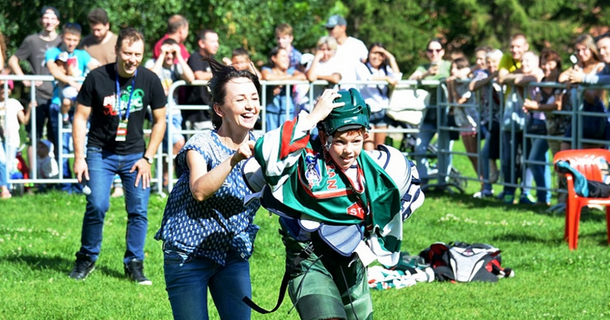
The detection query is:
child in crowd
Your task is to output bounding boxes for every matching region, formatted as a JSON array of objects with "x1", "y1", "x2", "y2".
[
  {"x1": 0, "y1": 80, "x2": 29, "y2": 199},
  {"x1": 261, "y1": 46, "x2": 306, "y2": 131},
  {"x1": 228, "y1": 47, "x2": 261, "y2": 78},
  {"x1": 448, "y1": 57, "x2": 479, "y2": 175},
  {"x1": 36, "y1": 139, "x2": 59, "y2": 180},
  {"x1": 53, "y1": 52, "x2": 79, "y2": 127},
  {"x1": 275, "y1": 23, "x2": 302, "y2": 69},
  {"x1": 470, "y1": 49, "x2": 503, "y2": 198}
]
